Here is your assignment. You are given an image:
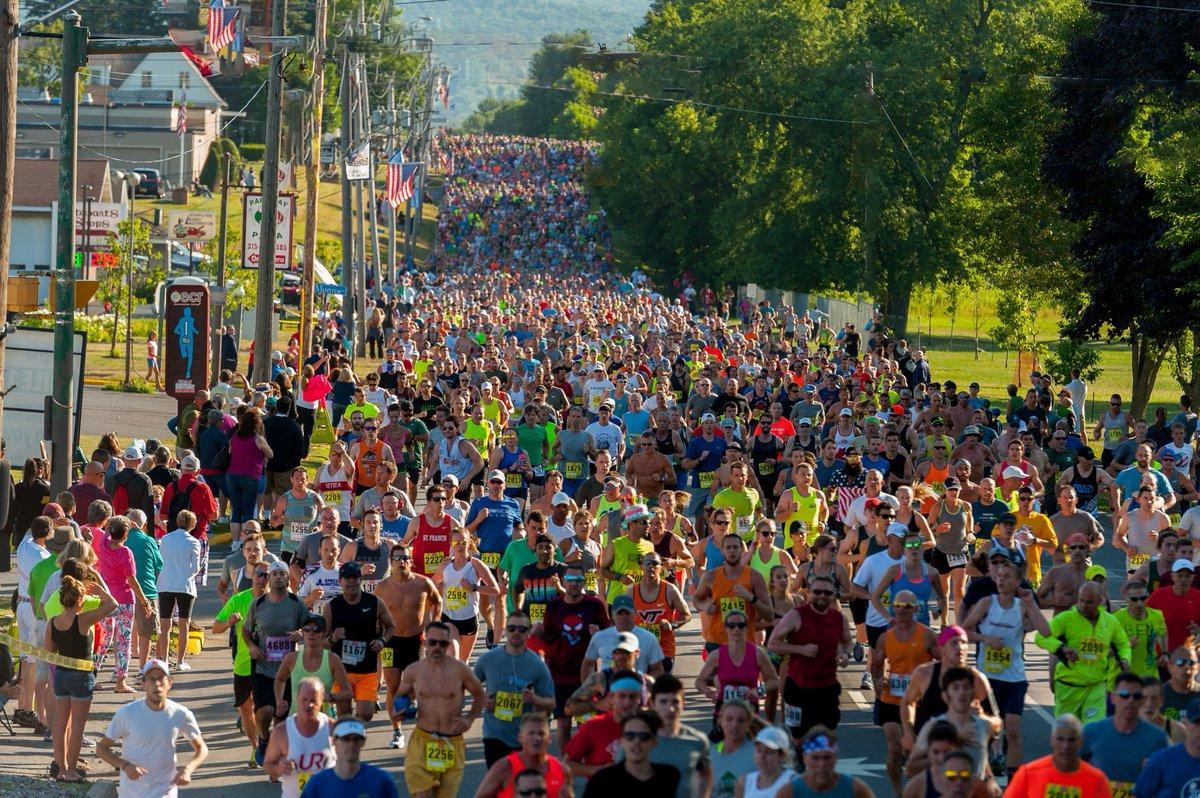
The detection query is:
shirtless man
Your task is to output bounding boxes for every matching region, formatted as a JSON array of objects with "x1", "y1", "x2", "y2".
[
  {"x1": 624, "y1": 432, "x2": 677, "y2": 503},
  {"x1": 375, "y1": 542, "x2": 442, "y2": 750},
  {"x1": 394, "y1": 620, "x2": 485, "y2": 798},
  {"x1": 1036, "y1": 533, "x2": 1094, "y2": 615}
]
